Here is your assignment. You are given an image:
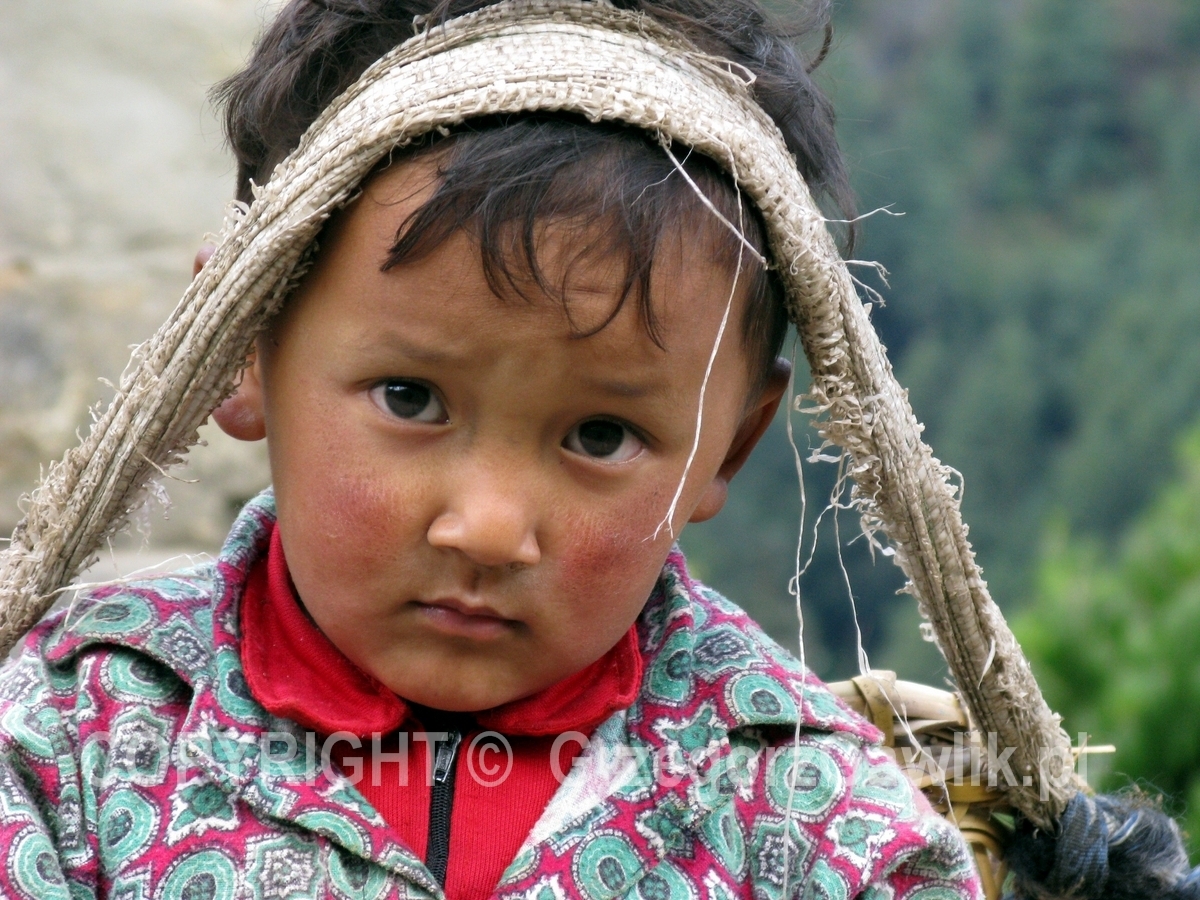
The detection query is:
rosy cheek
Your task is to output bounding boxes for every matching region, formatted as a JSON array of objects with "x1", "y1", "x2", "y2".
[
  {"x1": 556, "y1": 490, "x2": 673, "y2": 607},
  {"x1": 292, "y1": 465, "x2": 410, "y2": 563}
]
